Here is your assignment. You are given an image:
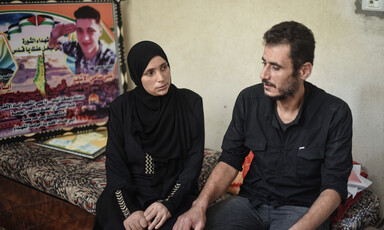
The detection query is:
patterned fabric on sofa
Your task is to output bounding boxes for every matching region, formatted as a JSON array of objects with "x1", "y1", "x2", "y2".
[
  {"x1": 0, "y1": 143, "x2": 223, "y2": 214},
  {"x1": 0, "y1": 142, "x2": 105, "y2": 214},
  {"x1": 332, "y1": 190, "x2": 380, "y2": 230}
]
